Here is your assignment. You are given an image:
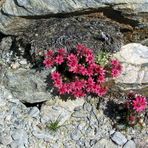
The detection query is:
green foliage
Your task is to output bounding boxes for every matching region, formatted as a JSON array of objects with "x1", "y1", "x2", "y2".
[
  {"x1": 95, "y1": 51, "x2": 110, "y2": 66},
  {"x1": 47, "y1": 120, "x2": 61, "y2": 132}
]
